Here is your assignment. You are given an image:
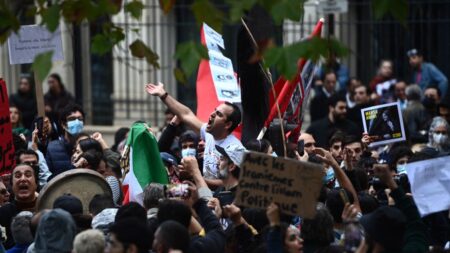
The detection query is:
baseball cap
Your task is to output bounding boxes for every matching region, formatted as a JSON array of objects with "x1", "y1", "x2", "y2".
[
  {"x1": 53, "y1": 194, "x2": 83, "y2": 215},
  {"x1": 160, "y1": 152, "x2": 178, "y2": 166},
  {"x1": 215, "y1": 144, "x2": 246, "y2": 166},
  {"x1": 360, "y1": 206, "x2": 407, "y2": 250},
  {"x1": 407, "y1": 48, "x2": 421, "y2": 57}
]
